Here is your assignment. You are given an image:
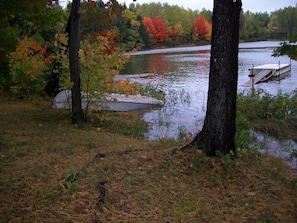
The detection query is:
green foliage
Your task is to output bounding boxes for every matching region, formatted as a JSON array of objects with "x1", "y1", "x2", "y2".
[
  {"x1": 240, "y1": 11, "x2": 269, "y2": 40},
  {"x1": 126, "y1": 175, "x2": 132, "y2": 185},
  {"x1": 80, "y1": 0, "x2": 124, "y2": 38},
  {"x1": 221, "y1": 152, "x2": 235, "y2": 166},
  {"x1": 273, "y1": 33, "x2": 297, "y2": 60},
  {"x1": 137, "y1": 15, "x2": 153, "y2": 49},
  {"x1": 43, "y1": 192, "x2": 55, "y2": 201},
  {"x1": 140, "y1": 3, "x2": 295, "y2": 44},
  {"x1": 81, "y1": 0, "x2": 144, "y2": 51},
  {"x1": 135, "y1": 2, "x2": 197, "y2": 44},
  {"x1": 239, "y1": 6, "x2": 297, "y2": 41},
  {"x1": 0, "y1": 17, "x2": 20, "y2": 90},
  {"x1": 79, "y1": 31, "x2": 127, "y2": 93},
  {"x1": 119, "y1": 9, "x2": 144, "y2": 51},
  {"x1": 88, "y1": 110, "x2": 147, "y2": 138},
  {"x1": 78, "y1": 30, "x2": 130, "y2": 95},
  {"x1": 54, "y1": 33, "x2": 73, "y2": 90},
  {"x1": 235, "y1": 106, "x2": 254, "y2": 150},
  {"x1": 2, "y1": 0, "x2": 296, "y2": 96},
  {"x1": 268, "y1": 6, "x2": 297, "y2": 39},
  {"x1": 60, "y1": 168, "x2": 79, "y2": 191},
  {"x1": 238, "y1": 89, "x2": 297, "y2": 121},
  {"x1": 134, "y1": 3, "x2": 296, "y2": 46},
  {"x1": 177, "y1": 125, "x2": 187, "y2": 140},
  {"x1": 8, "y1": 36, "x2": 55, "y2": 95},
  {"x1": 0, "y1": 0, "x2": 64, "y2": 91},
  {"x1": 57, "y1": 29, "x2": 133, "y2": 105},
  {"x1": 237, "y1": 89, "x2": 297, "y2": 158},
  {"x1": 139, "y1": 84, "x2": 165, "y2": 101}
]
